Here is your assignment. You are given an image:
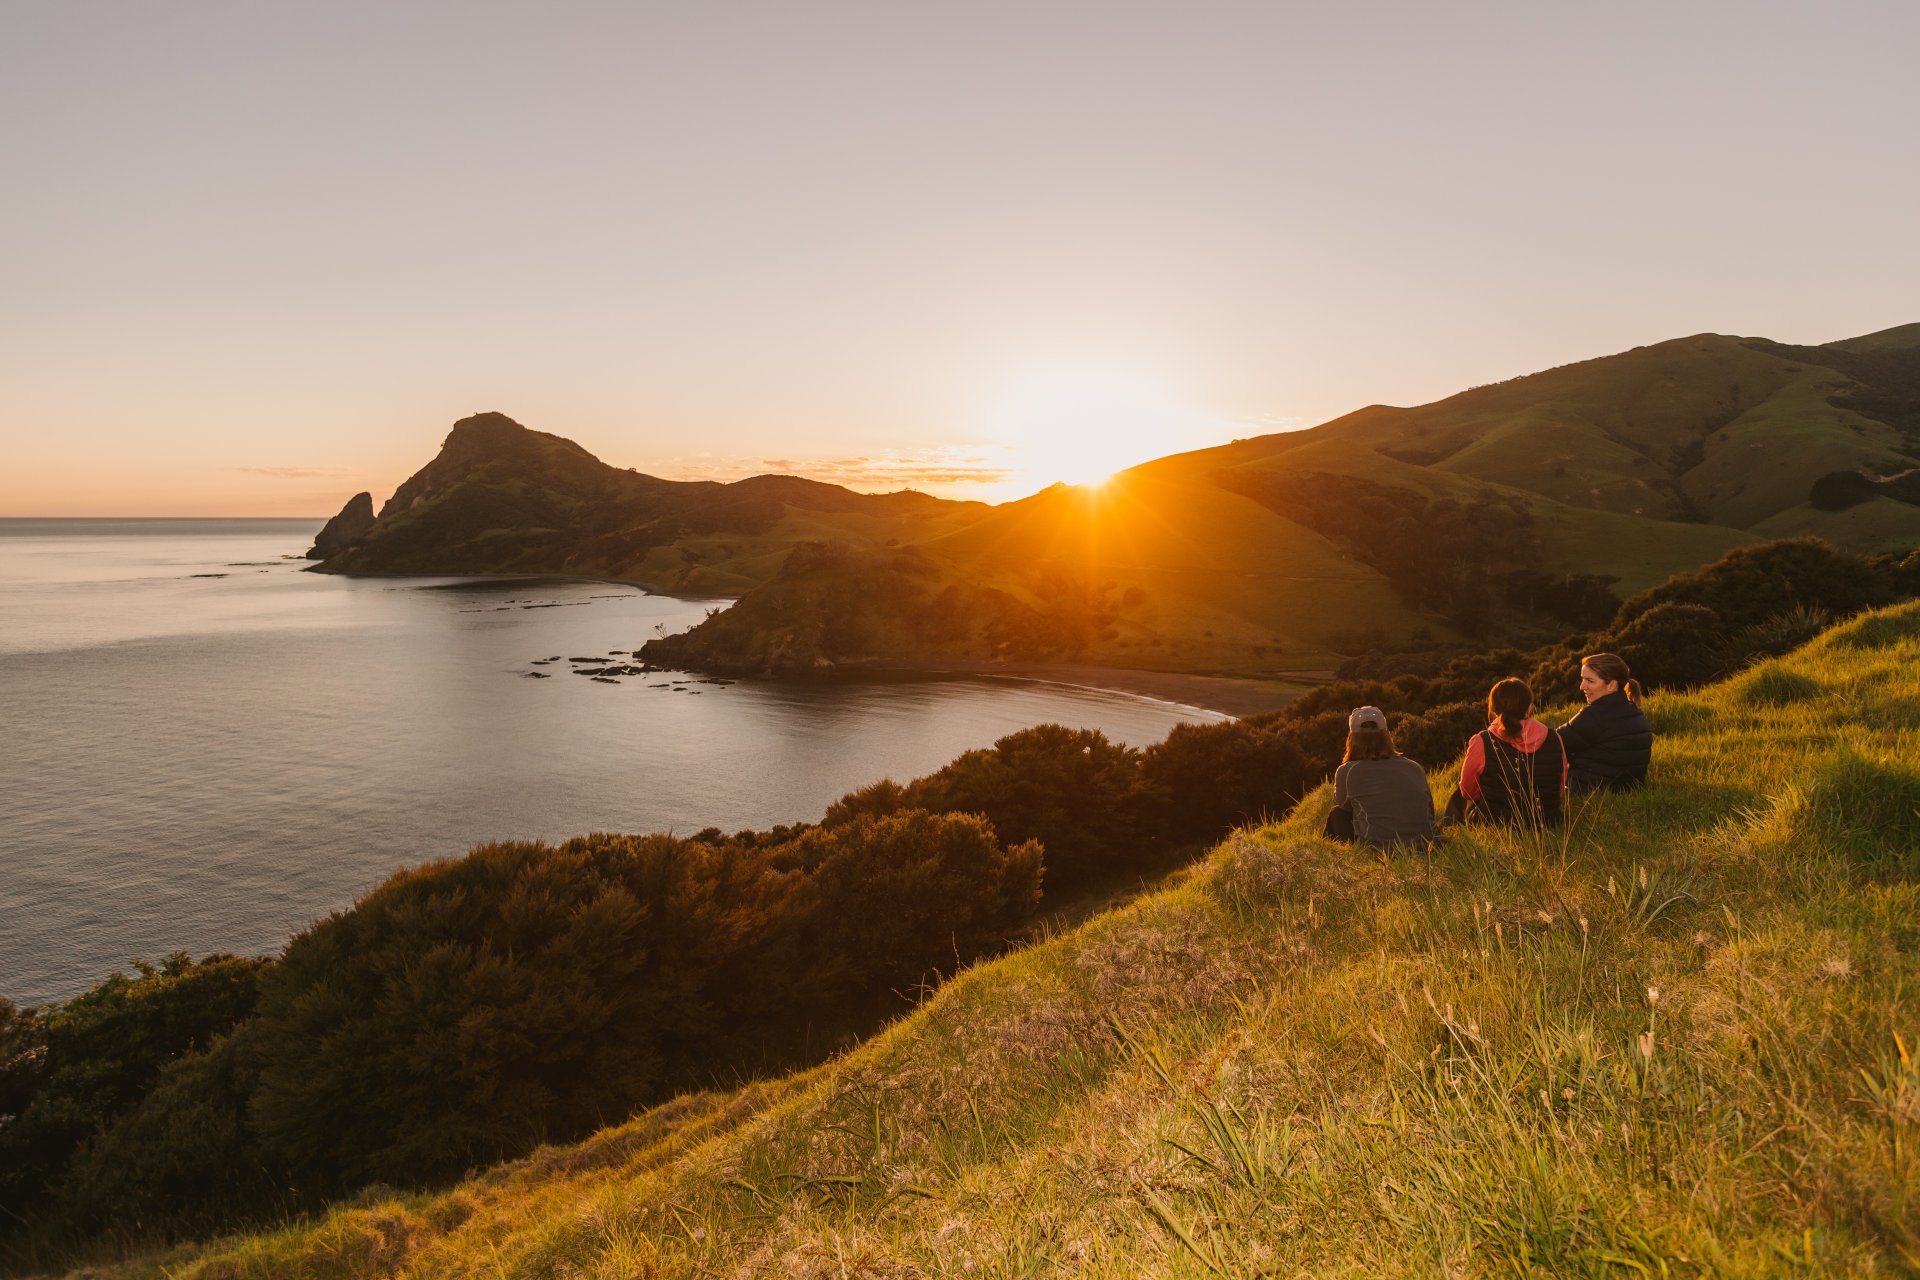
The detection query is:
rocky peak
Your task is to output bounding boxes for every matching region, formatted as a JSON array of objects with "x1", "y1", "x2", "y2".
[
  {"x1": 305, "y1": 492, "x2": 376, "y2": 559},
  {"x1": 377, "y1": 412, "x2": 612, "y2": 519}
]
